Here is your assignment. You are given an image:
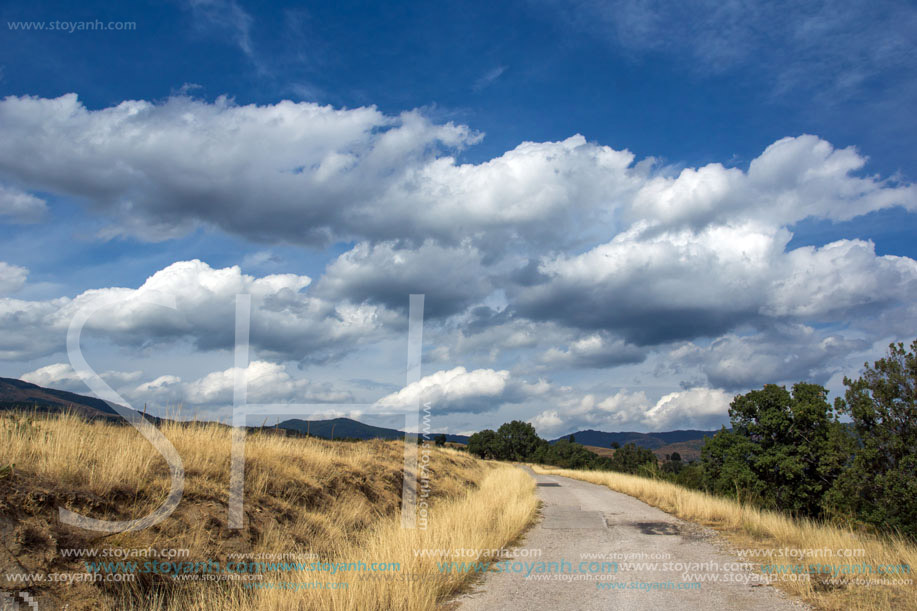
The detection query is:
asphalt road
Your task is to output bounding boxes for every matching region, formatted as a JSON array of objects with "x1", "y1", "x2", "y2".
[{"x1": 452, "y1": 467, "x2": 809, "y2": 611}]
